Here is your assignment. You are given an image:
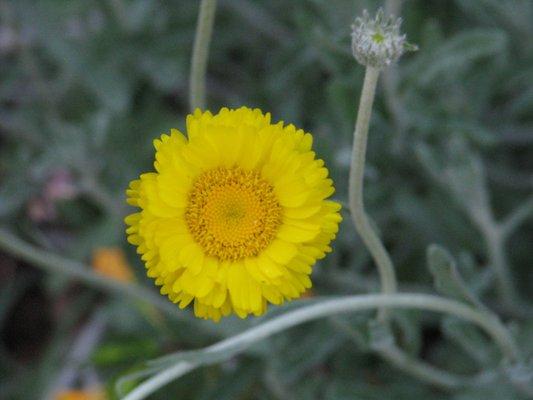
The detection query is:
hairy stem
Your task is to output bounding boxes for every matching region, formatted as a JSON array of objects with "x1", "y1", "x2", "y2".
[
  {"x1": 0, "y1": 229, "x2": 201, "y2": 326},
  {"x1": 189, "y1": 0, "x2": 217, "y2": 111},
  {"x1": 485, "y1": 229, "x2": 516, "y2": 308},
  {"x1": 349, "y1": 66, "x2": 397, "y2": 321},
  {"x1": 123, "y1": 294, "x2": 518, "y2": 400},
  {"x1": 501, "y1": 195, "x2": 533, "y2": 239},
  {"x1": 330, "y1": 316, "x2": 471, "y2": 389},
  {"x1": 378, "y1": 343, "x2": 469, "y2": 388}
]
